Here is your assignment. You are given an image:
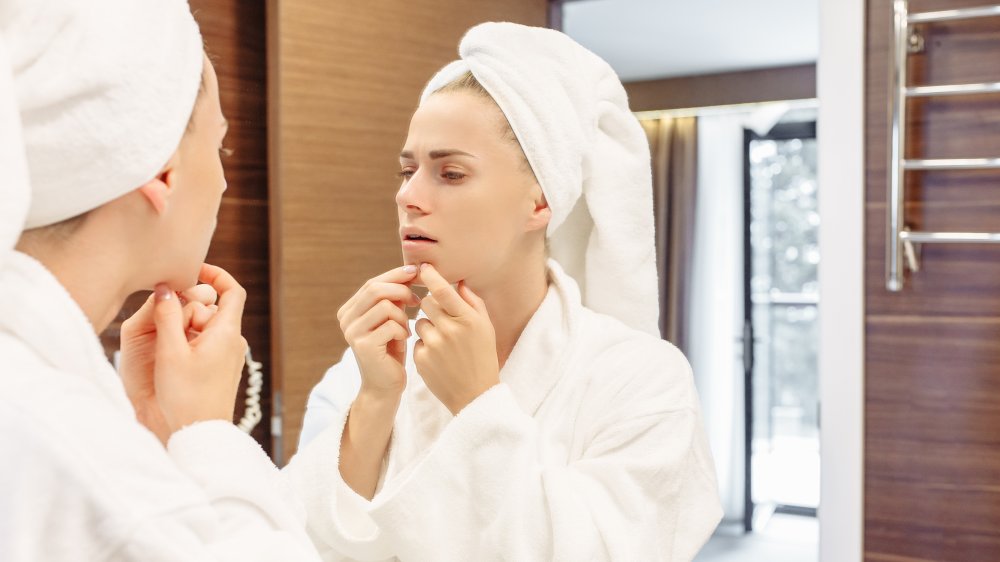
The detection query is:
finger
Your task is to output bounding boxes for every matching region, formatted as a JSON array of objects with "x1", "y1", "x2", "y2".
[
  {"x1": 152, "y1": 284, "x2": 189, "y2": 355},
  {"x1": 182, "y1": 301, "x2": 197, "y2": 329},
  {"x1": 375, "y1": 263, "x2": 419, "y2": 284},
  {"x1": 347, "y1": 299, "x2": 411, "y2": 341},
  {"x1": 343, "y1": 283, "x2": 417, "y2": 325},
  {"x1": 418, "y1": 295, "x2": 448, "y2": 324},
  {"x1": 180, "y1": 300, "x2": 215, "y2": 335},
  {"x1": 185, "y1": 326, "x2": 202, "y2": 342},
  {"x1": 457, "y1": 282, "x2": 489, "y2": 315},
  {"x1": 341, "y1": 265, "x2": 420, "y2": 316},
  {"x1": 367, "y1": 319, "x2": 410, "y2": 347},
  {"x1": 199, "y1": 264, "x2": 246, "y2": 329},
  {"x1": 414, "y1": 317, "x2": 434, "y2": 341},
  {"x1": 188, "y1": 302, "x2": 215, "y2": 332},
  {"x1": 417, "y1": 263, "x2": 468, "y2": 317},
  {"x1": 121, "y1": 292, "x2": 157, "y2": 337},
  {"x1": 180, "y1": 284, "x2": 218, "y2": 307},
  {"x1": 406, "y1": 291, "x2": 422, "y2": 307},
  {"x1": 413, "y1": 339, "x2": 426, "y2": 362}
]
